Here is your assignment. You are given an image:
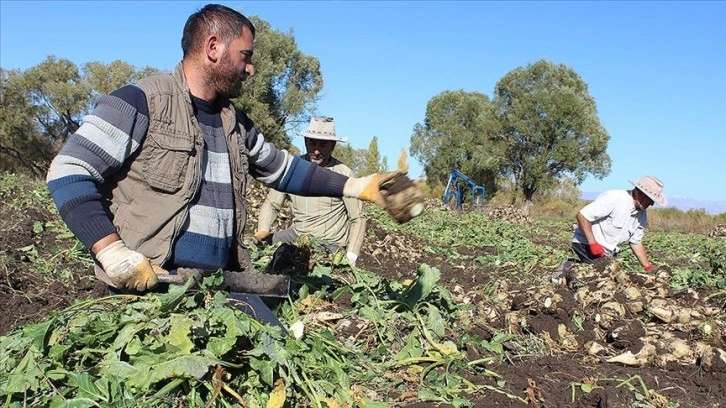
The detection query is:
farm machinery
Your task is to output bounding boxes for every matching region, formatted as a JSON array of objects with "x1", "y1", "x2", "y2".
[{"x1": 442, "y1": 169, "x2": 486, "y2": 210}]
